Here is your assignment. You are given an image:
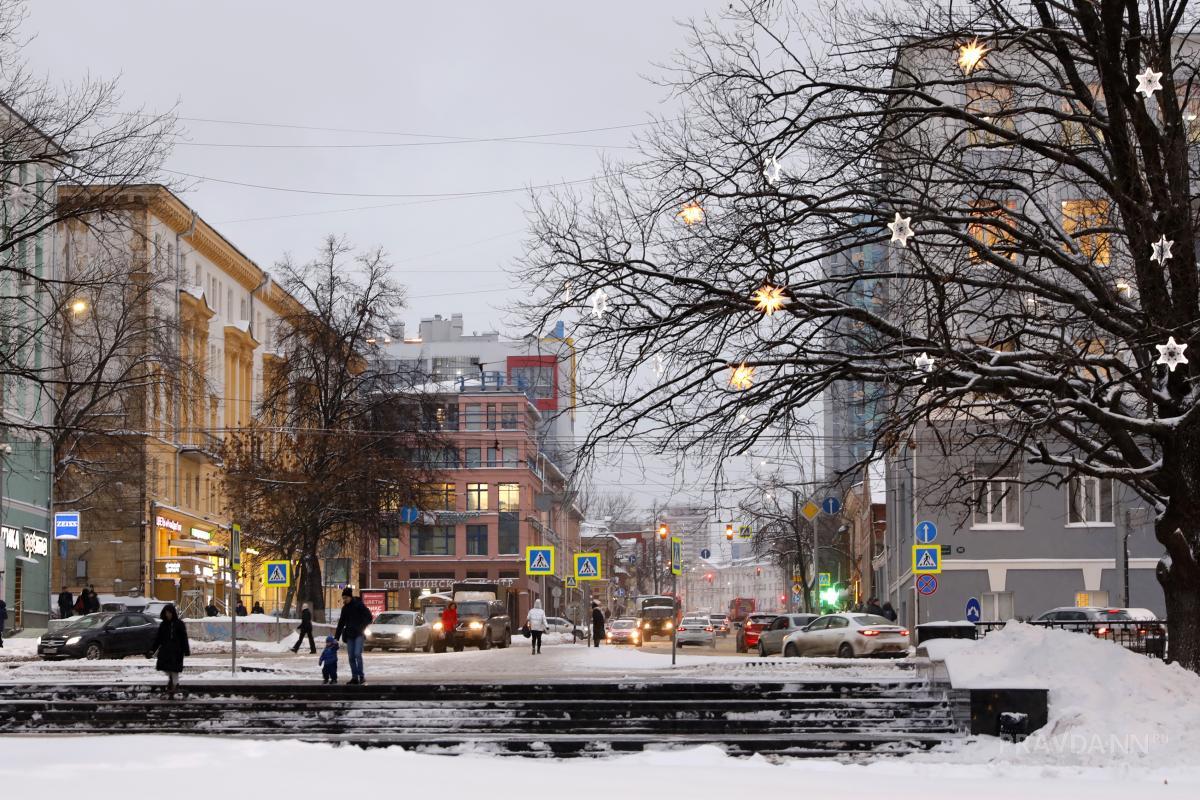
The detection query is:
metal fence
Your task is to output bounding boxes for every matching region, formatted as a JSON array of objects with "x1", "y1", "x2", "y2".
[{"x1": 976, "y1": 619, "x2": 1168, "y2": 660}]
